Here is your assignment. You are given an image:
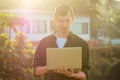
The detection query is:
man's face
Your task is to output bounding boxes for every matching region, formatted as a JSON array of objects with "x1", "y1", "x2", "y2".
[{"x1": 55, "y1": 12, "x2": 74, "y2": 33}]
